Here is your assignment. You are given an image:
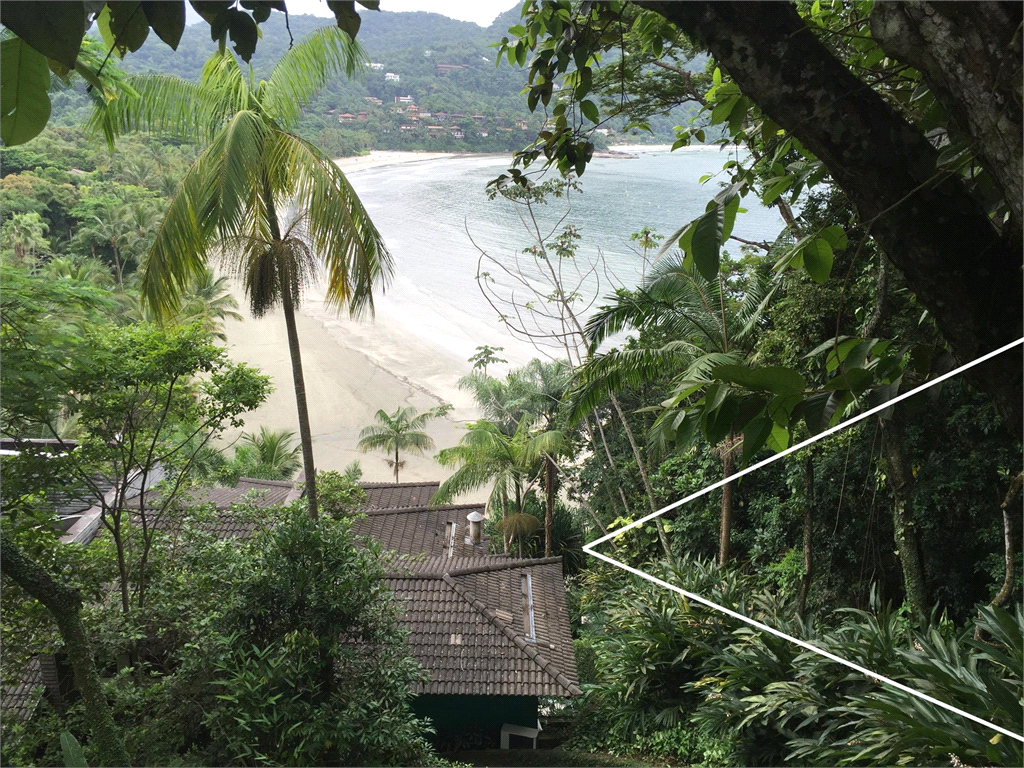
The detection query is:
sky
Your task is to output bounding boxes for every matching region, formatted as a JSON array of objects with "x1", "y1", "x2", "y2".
[{"x1": 190, "y1": 1, "x2": 519, "y2": 28}]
